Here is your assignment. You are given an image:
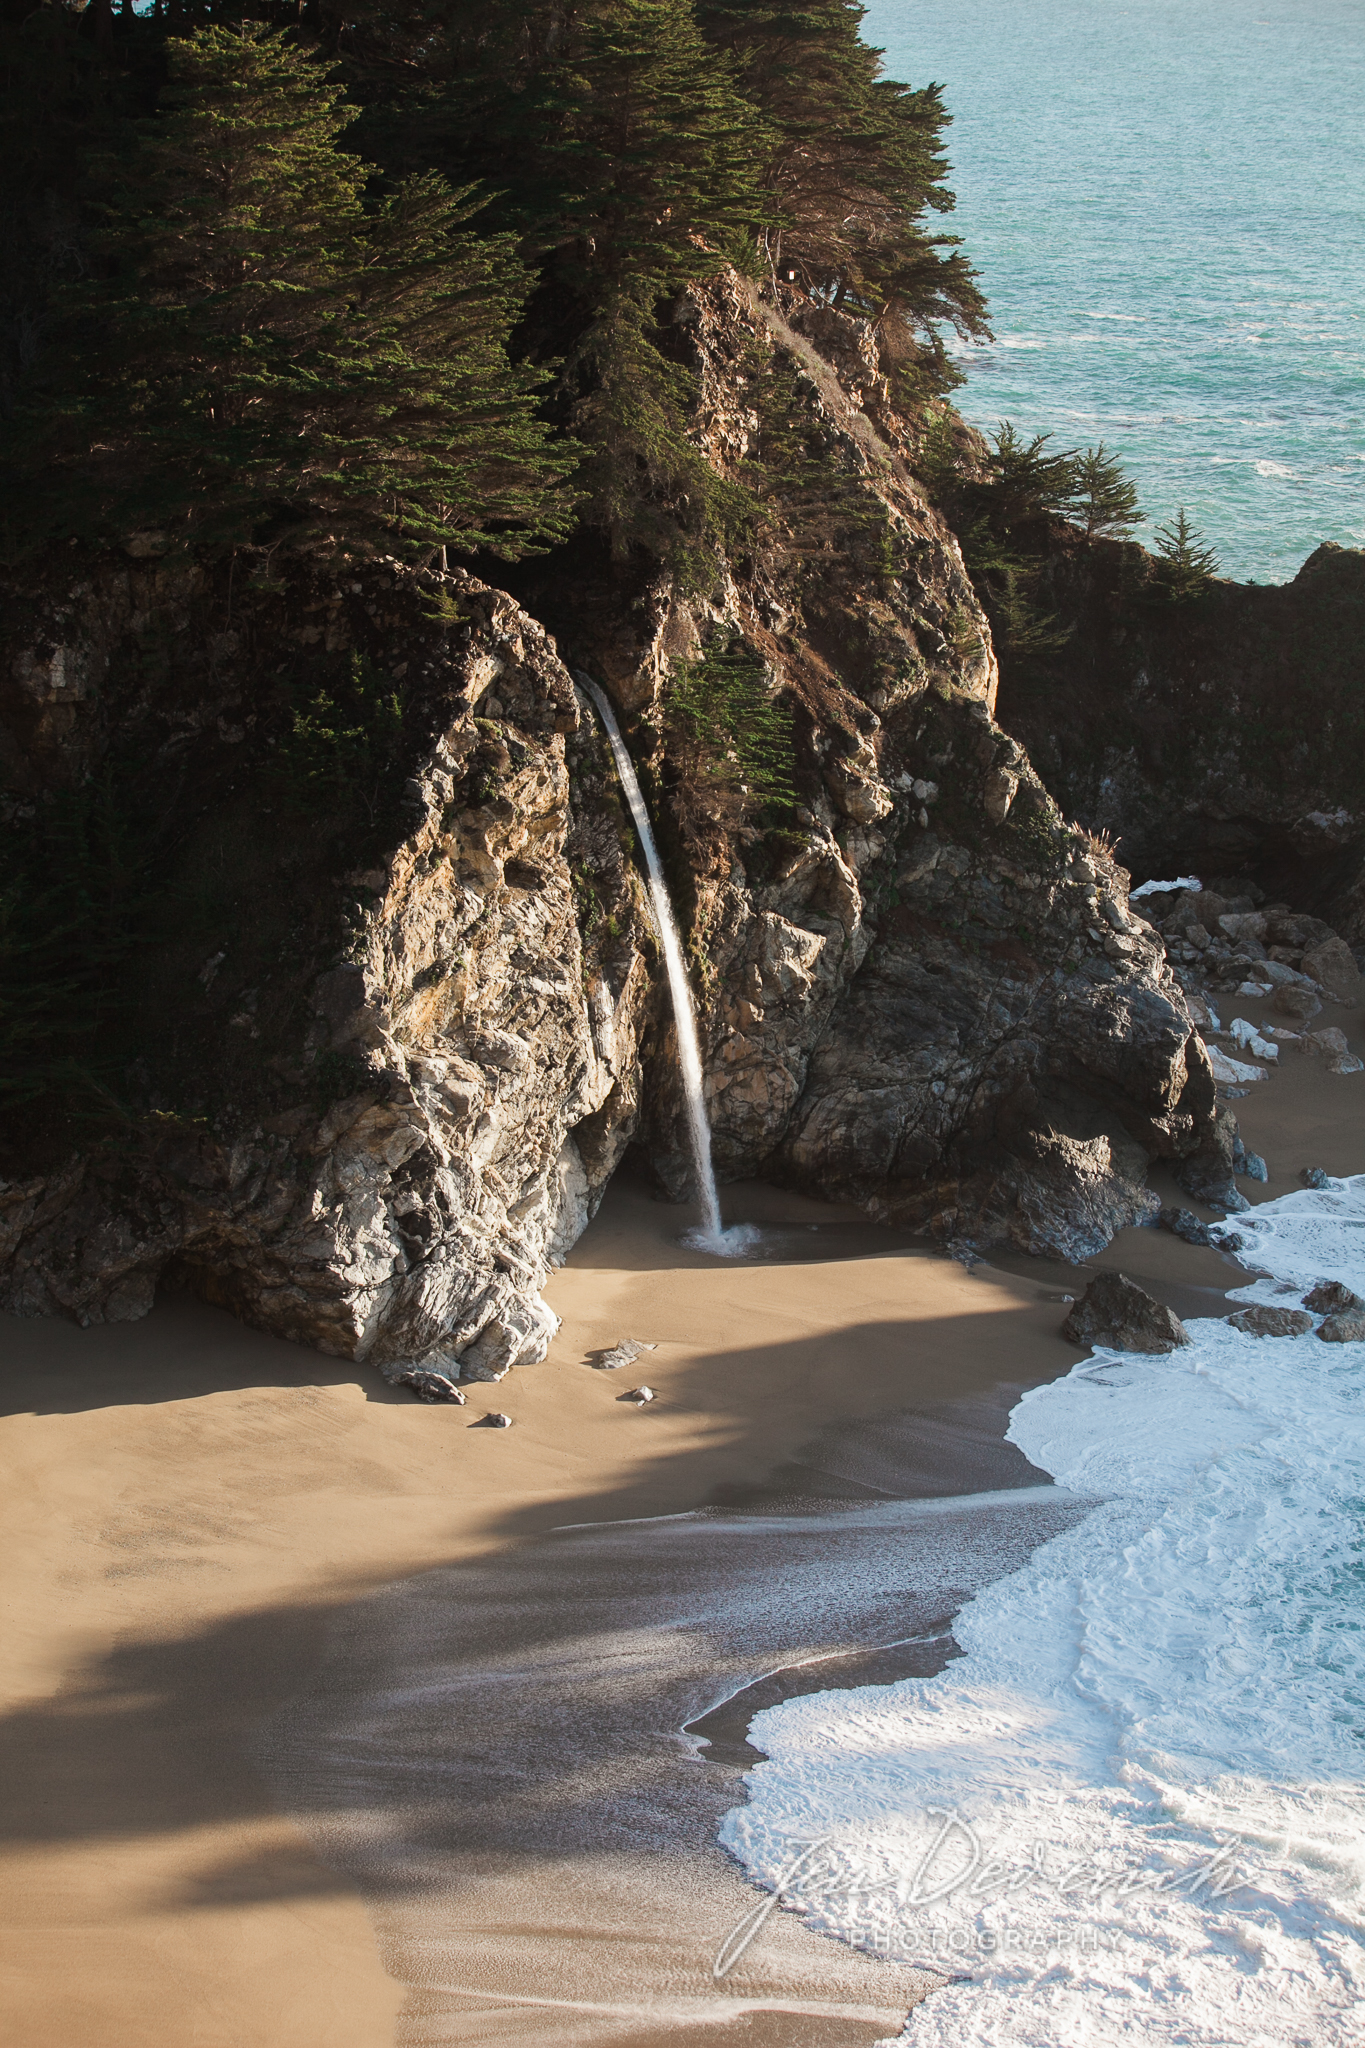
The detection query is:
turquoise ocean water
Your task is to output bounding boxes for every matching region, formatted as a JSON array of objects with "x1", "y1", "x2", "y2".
[{"x1": 864, "y1": 0, "x2": 1365, "y2": 583}]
